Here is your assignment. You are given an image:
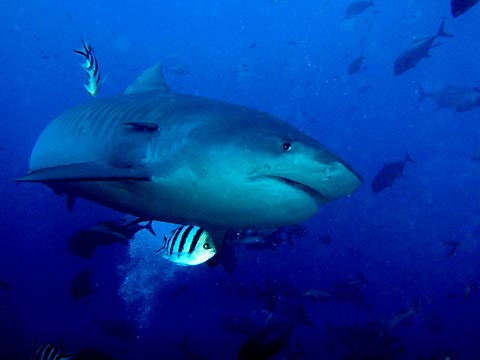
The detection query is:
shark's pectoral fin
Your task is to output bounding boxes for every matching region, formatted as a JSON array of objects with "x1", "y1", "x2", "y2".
[{"x1": 14, "y1": 162, "x2": 152, "y2": 182}]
